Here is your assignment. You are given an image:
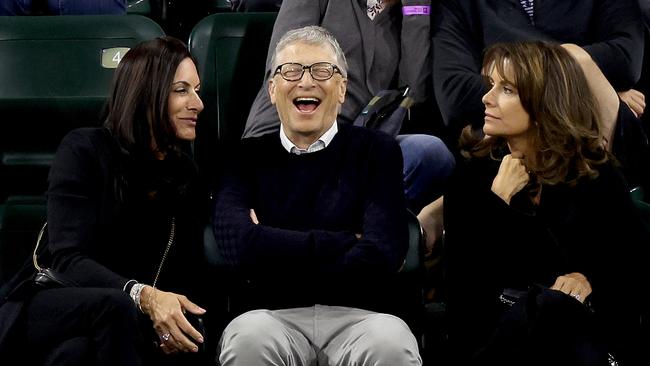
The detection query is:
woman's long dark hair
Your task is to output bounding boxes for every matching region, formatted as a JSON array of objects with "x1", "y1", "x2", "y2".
[
  {"x1": 462, "y1": 41, "x2": 608, "y2": 186},
  {"x1": 103, "y1": 36, "x2": 196, "y2": 158},
  {"x1": 103, "y1": 37, "x2": 199, "y2": 205}
]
